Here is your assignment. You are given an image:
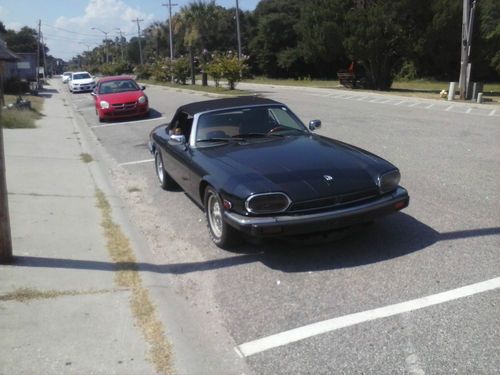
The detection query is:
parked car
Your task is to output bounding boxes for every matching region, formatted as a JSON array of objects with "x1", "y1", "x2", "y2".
[
  {"x1": 91, "y1": 76, "x2": 149, "y2": 122},
  {"x1": 68, "y1": 71, "x2": 96, "y2": 93},
  {"x1": 61, "y1": 71, "x2": 72, "y2": 83},
  {"x1": 148, "y1": 96, "x2": 409, "y2": 248}
]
